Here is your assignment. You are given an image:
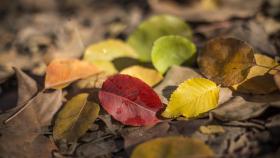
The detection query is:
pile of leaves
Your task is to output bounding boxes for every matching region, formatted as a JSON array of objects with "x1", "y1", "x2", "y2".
[{"x1": 1, "y1": 0, "x2": 280, "y2": 158}]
